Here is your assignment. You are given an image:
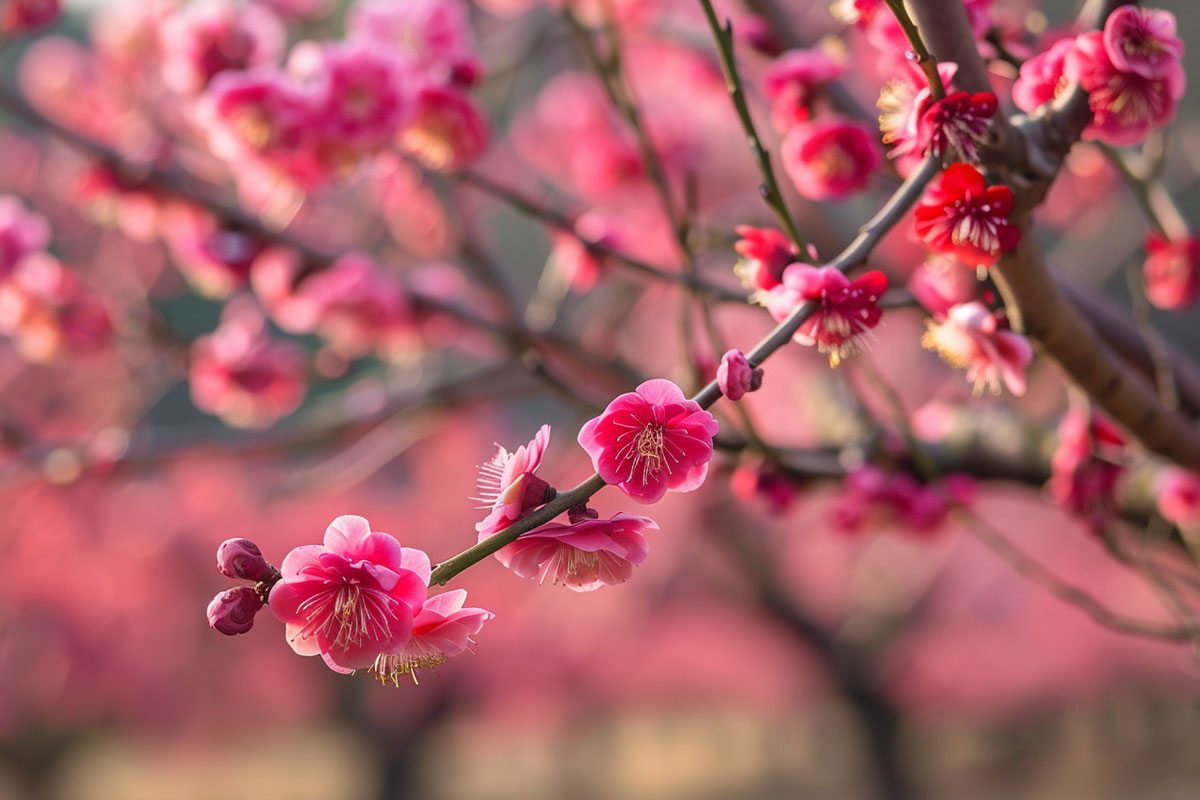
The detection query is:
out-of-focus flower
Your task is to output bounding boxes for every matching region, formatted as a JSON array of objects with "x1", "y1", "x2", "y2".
[
  {"x1": 717, "y1": 349, "x2": 763, "y2": 401},
  {"x1": 189, "y1": 297, "x2": 306, "y2": 428},
  {"x1": 157, "y1": 0, "x2": 285, "y2": 95},
  {"x1": 829, "y1": 465, "x2": 972, "y2": 537},
  {"x1": 733, "y1": 225, "x2": 799, "y2": 294},
  {"x1": 546, "y1": 211, "x2": 616, "y2": 292},
  {"x1": 399, "y1": 84, "x2": 489, "y2": 171},
  {"x1": 1156, "y1": 468, "x2": 1200, "y2": 530},
  {"x1": 907, "y1": 255, "x2": 979, "y2": 316},
  {"x1": 1048, "y1": 409, "x2": 1125, "y2": 533},
  {"x1": 162, "y1": 205, "x2": 265, "y2": 298},
  {"x1": 1064, "y1": 28, "x2": 1185, "y2": 147},
  {"x1": 1, "y1": 0, "x2": 59, "y2": 34},
  {"x1": 371, "y1": 589, "x2": 493, "y2": 684},
  {"x1": 922, "y1": 301, "x2": 1033, "y2": 396},
  {"x1": 0, "y1": 195, "x2": 51, "y2": 279},
  {"x1": 914, "y1": 163, "x2": 1019, "y2": 268},
  {"x1": 208, "y1": 586, "x2": 264, "y2": 636},
  {"x1": 1012, "y1": 38, "x2": 1073, "y2": 113},
  {"x1": 764, "y1": 264, "x2": 886, "y2": 367},
  {"x1": 730, "y1": 459, "x2": 800, "y2": 514},
  {"x1": 347, "y1": 0, "x2": 480, "y2": 86},
  {"x1": 762, "y1": 45, "x2": 846, "y2": 132},
  {"x1": 1102, "y1": 6, "x2": 1182, "y2": 80},
  {"x1": 0, "y1": 253, "x2": 112, "y2": 363},
  {"x1": 781, "y1": 117, "x2": 880, "y2": 201},
  {"x1": 268, "y1": 515, "x2": 430, "y2": 673},
  {"x1": 300, "y1": 252, "x2": 417, "y2": 360},
  {"x1": 491, "y1": 510, "x2": 656, "y2": 592},
  {"x1": 578, "y1": 379, "x2": 719, "y2": 504},
  {"x1": 1142, "y1": 232, "x2": 1199, "y2": 310},
  {"x1": 474, "y1": 424, "x2": 553, "y2": 535}
]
